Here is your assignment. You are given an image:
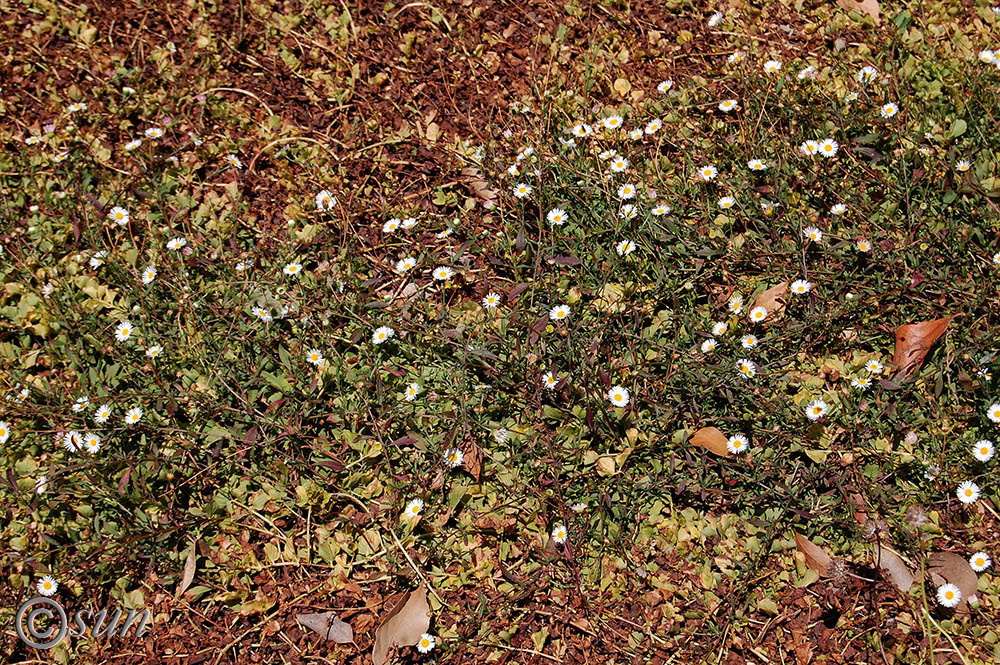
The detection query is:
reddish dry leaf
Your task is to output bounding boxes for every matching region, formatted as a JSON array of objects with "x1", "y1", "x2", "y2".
[
  {"x1": 928, "y1": 552, "x2": 978, "y2": 612},
  {"x1": 690, "y1": 427, "x2": 731, "y2": 458},
  {"x1": 372, "y1": 586, "x2": 431, "y2": 665},
  {"x1": 891, "y1": 316, "x2": 953, "y2": 379},
  {"x1": 464, "y1": 441, "x2": 483, "y2": 481},
  {"x1": 794, "y1": 531, "x2": 833, "y2": 576},
  {"x1": 752, "y1": 281, "x2": 790, "y2": 317},
  {"x1": 297, "y1": 611, "x2": 355, "y2": 643},
  {"x1": 460, "y1": 167, "x2": 497, "y2": 203},
  {"x1": 837, "y1": 0, "x2": 879, "y2": 22},
  {"x1": 873, "y1": 544, "x2": 914, "y2": 592}
]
